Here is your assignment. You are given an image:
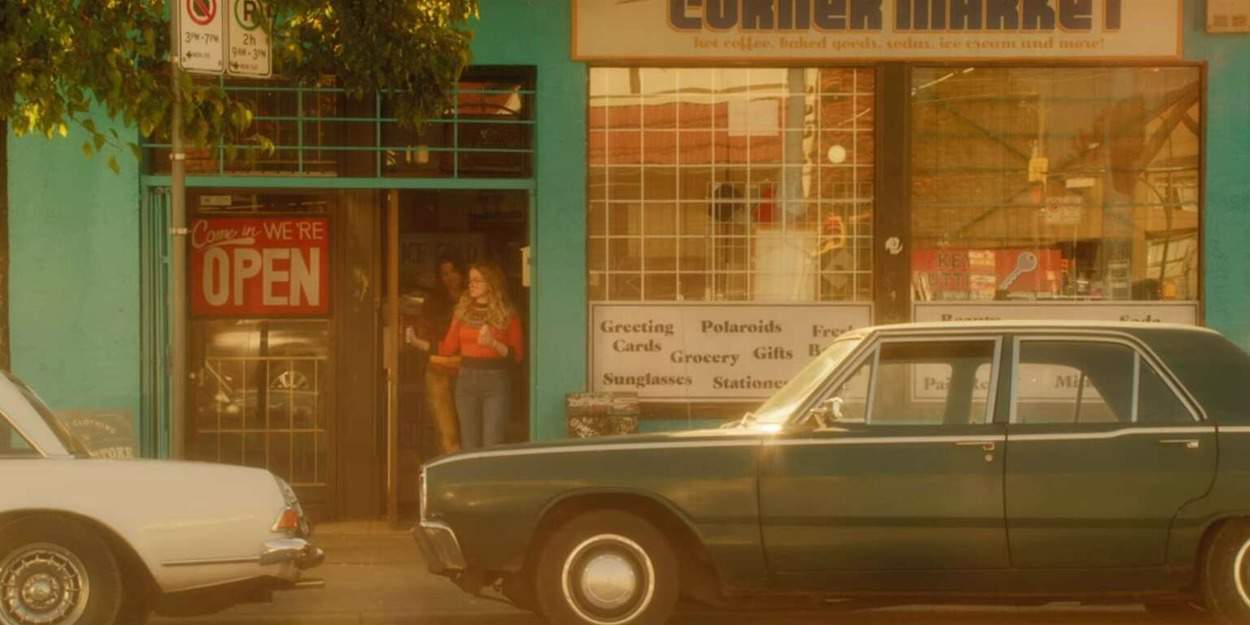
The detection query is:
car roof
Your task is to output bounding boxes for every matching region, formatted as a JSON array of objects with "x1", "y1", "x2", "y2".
[{"x1": 848, "y1": 320, "x2": 1218, "y2": 338}]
